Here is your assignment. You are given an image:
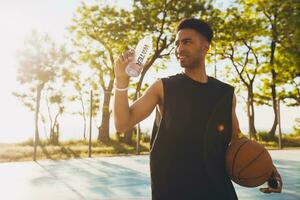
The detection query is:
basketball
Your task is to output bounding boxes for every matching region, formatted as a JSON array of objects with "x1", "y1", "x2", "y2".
[{"x1": 226, "y1": 137, "x2": 274, "y2": 187}]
